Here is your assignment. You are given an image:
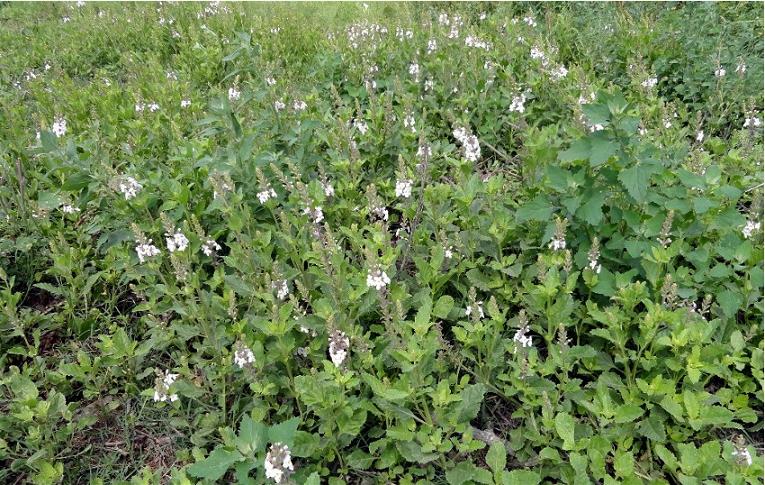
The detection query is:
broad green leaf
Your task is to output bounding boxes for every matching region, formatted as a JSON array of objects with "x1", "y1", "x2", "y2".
[
  {"x1": 614, "y1": 404, "x2": 644, "y2": 423},
  {"x1": 637, "y1": 414, "x2": 666, "y2": 442},
  {"x1": 558, "y1": 139, "x2": 590, "y2": 163},
  {"x1": 659, "y1": 395, "x2": 684, "y2": 422},
  {"x1": 486, "y1": 441, "x2": 507, "y2": 473},
  {"x1": 589, "y1": 136, "x2": 617, "y2": 167},
  {"x1": 454, "y1": 384, "x2": 487, "y2": 423},
  {"x1": 618, "y1": 163, "x2": 655, "y2": 203},
  {"x1": 516, "y1": 195, "x2": 553, "y2": 223},
  {"x1": 577, "y1": 192, "x2": 606, "y2": 225},
  {"x1": 502, "y1": 469, "x2": 541, "y2": 485},
  {"x1": 716, "y1": 289, "x2": 742, "y2": 318},
  {"x1": 305, "y1": 472, "x2": 321, "y2": 485},
  {"x1": 186, "y1": 448, "x2": 243, "y2": 481},
  {"x1": 268, "y1": 417, "x2": 300, "y2": 447},
  {"x1": 554, "y1": 412, "x2": 576, "y2": 450},
  {"x1": 433, "y1": 295, "x2": 454, "y2": 319},
  {"x1": 446, "y1": 462, "x2": 492, "y2": 485},
  {"x1": 613, "y1": 450, "x2": 634, "y2": 478},
  {"x1": 237, "y1": 416, "x2": 266, "y2": 455}
]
